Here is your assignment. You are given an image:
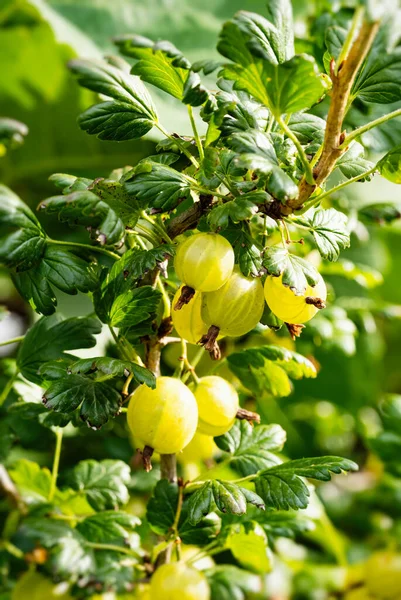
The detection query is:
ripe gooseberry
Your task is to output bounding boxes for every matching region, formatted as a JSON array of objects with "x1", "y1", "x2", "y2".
[
  {"x1": 200, "y1": 267, "x2": 264, "y2": 357},
  {"x1": 174, "y1": 233, "x2": 234, "y2": 309},
  {"x1": 264, "y1": 272, "x2": 327, "y2": 324},
  {"x1": 190, "y1": 376, "x2": 239, "y2": 436},
  {"x1": 149, "y1": 562, "x2": 210, "y2": 600},
  {"x1": 127, "y1": 377, "x2": 198, "y2": 455}
]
